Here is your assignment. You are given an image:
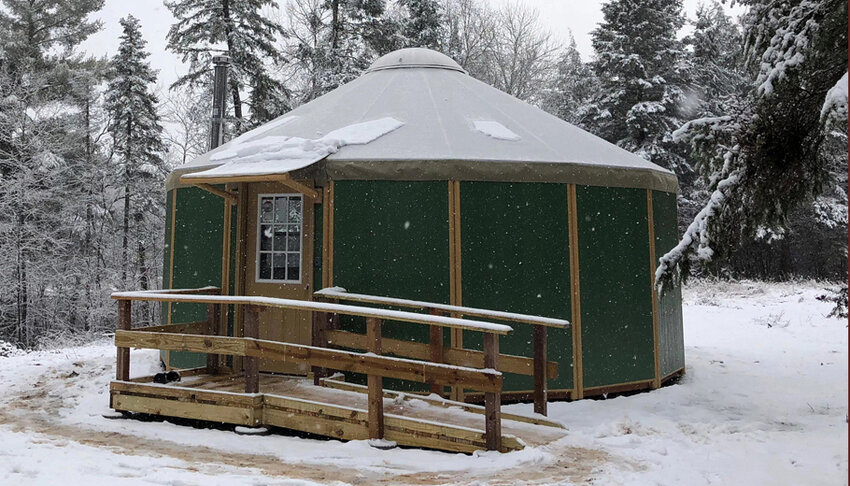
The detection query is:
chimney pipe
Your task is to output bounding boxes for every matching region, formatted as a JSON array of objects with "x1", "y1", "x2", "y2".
[{"x1": 209, "y1": 55, "x2": 231, "y2": 150}]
